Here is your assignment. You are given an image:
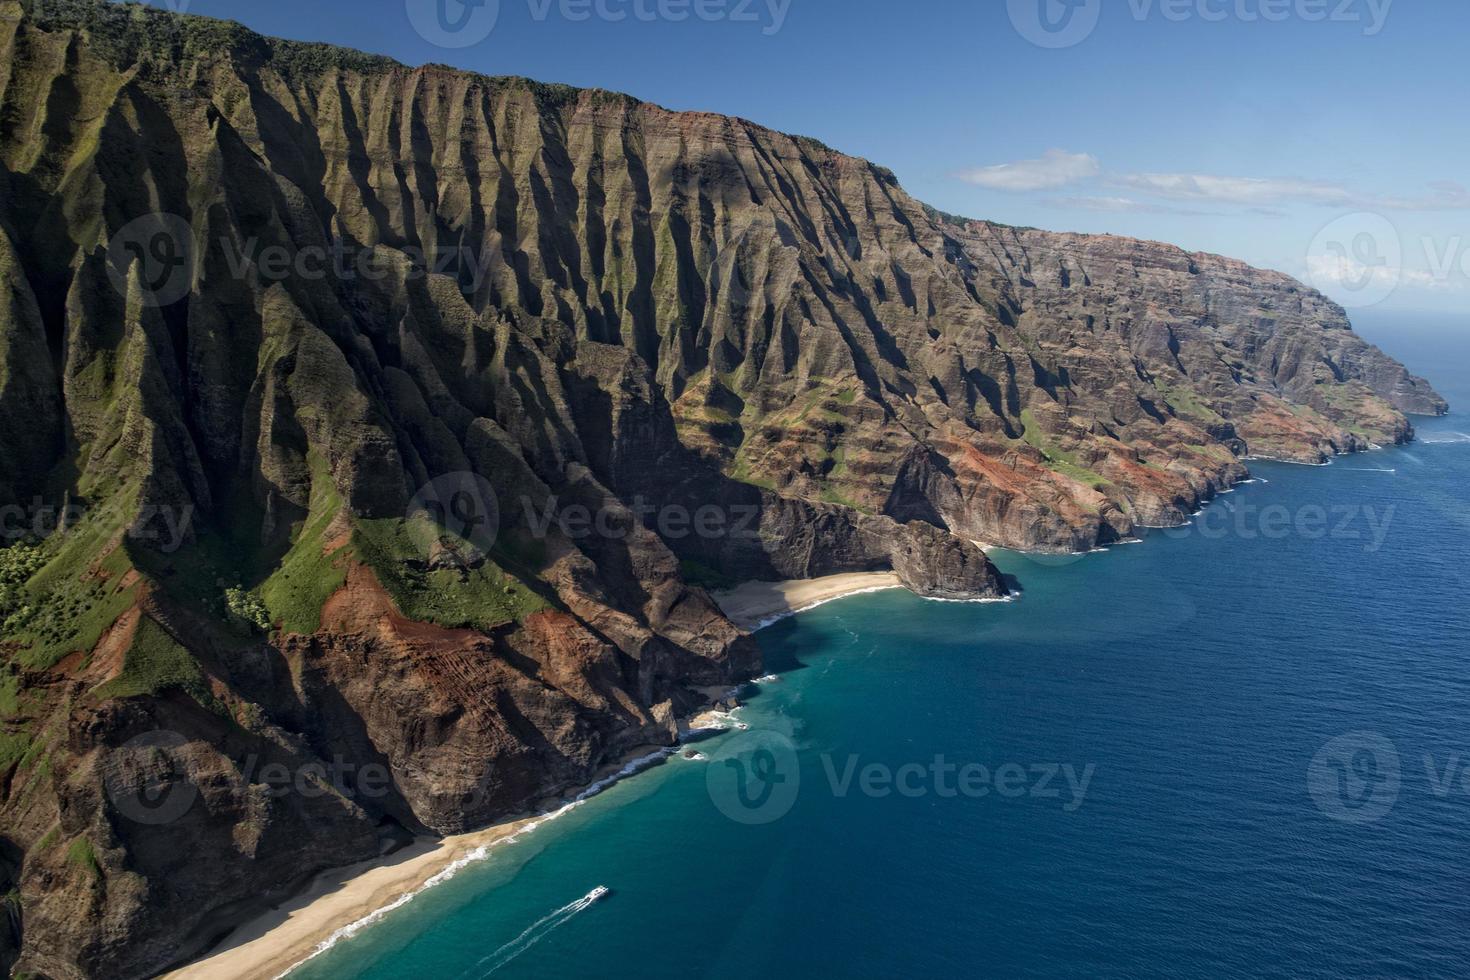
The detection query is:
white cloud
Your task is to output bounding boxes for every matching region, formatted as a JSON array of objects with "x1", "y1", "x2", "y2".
[
  {"x1": 956, "y1": 155, "x2": 1470, "y2": 214},
  {"x1": 955, "y1": 150, "x2": 1100, "y2": 192},
  {"x1": 1112, "y1": 173, "x2": 1470, "y2": 212},
  {"x1": 1306, "y1": 253, "x2": 1401, "y2": 289},
  {"x1": 1111, "y1": 173, "x2": 1351, "y2": 206},
  {"x1": 1306, "y1": 255, "x2": 1464, "y2": 294},
  {"x1": 1374, "y1": 181, "x2": 1470, "y2": 211},
  {"x1": 1045, "y1": 195, "x2": 1213, "y2": 216}
]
